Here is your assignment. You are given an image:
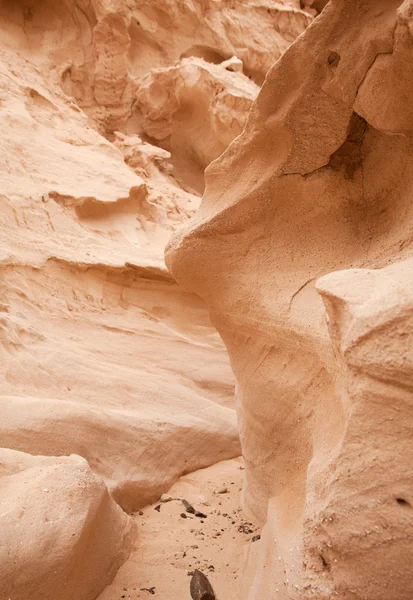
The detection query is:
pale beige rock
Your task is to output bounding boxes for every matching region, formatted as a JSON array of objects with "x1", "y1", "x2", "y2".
[
  {"x1": 300, "y1": 258, "x2": 413, "y2": 600},
  {"x1": 166, "y1": 1, "x2": 413, "y2": 598},
  {"x1": 0, "y1": 449, "x2": 133, "y2": 600},
  {"x1": 0, "y1": 0, "x2": 311, "y2": 134},
  {"x1": 120, "y1": 0, "x2": 311, "y2": 85},
  {"x1": 0, "y1": 47, "x2": 198, "y2": 268},
  {"x1": 0, "y1": 393, "x2": 239, "y2": 513},
  {"x1": 134, "y1": 57, "x2": 259, "y2": 193},
  {"x1": 0, "y1": 0, "x2": 311, "y2": 597},
  {"x1": 0, "y1": 48, "x2": 240, "y2": 516}
]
